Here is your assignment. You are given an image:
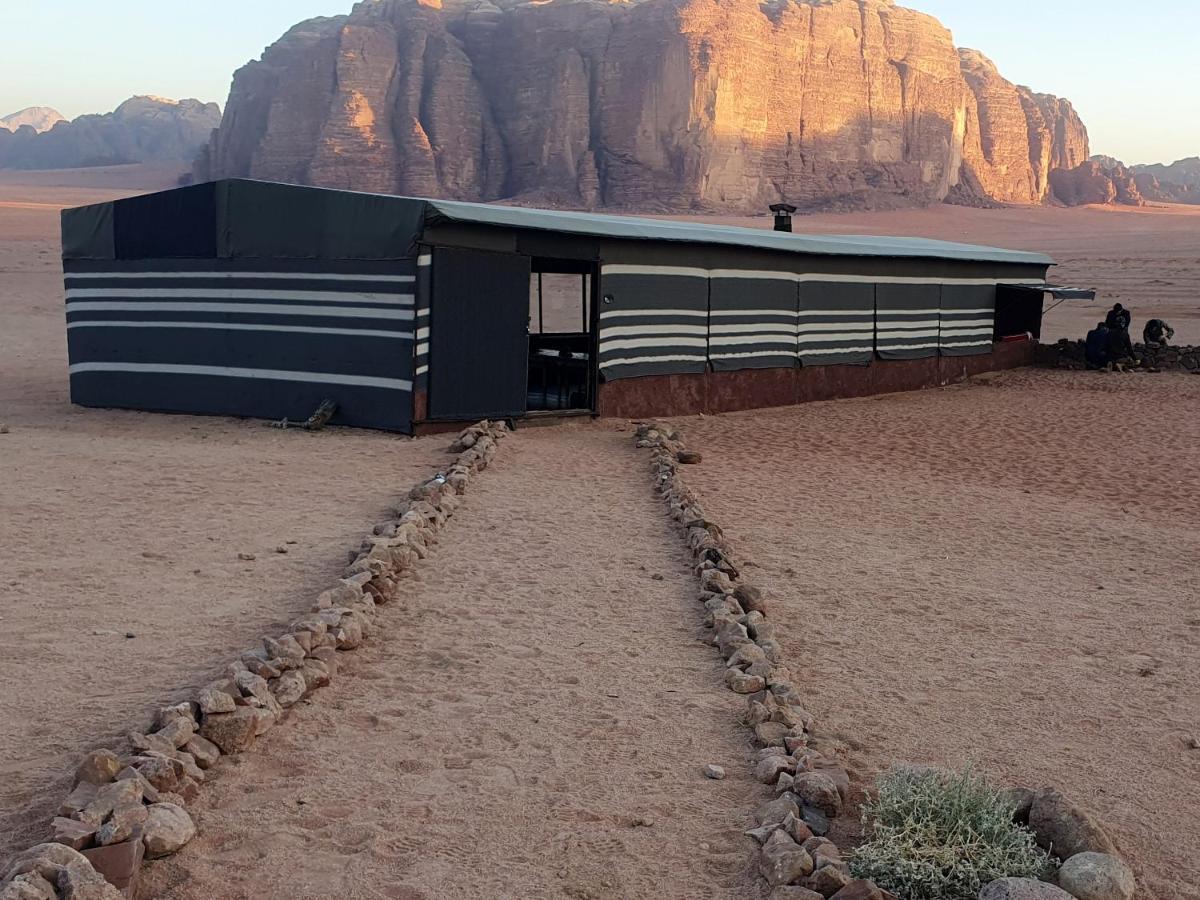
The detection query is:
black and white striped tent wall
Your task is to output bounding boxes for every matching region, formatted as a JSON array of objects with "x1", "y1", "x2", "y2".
[
  {"x1": 63, "y1": 259, "x2": 417, "y2": 431},
  {"x1": 596, "y1": 265, "x2": 1036, "y2": 379}
]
